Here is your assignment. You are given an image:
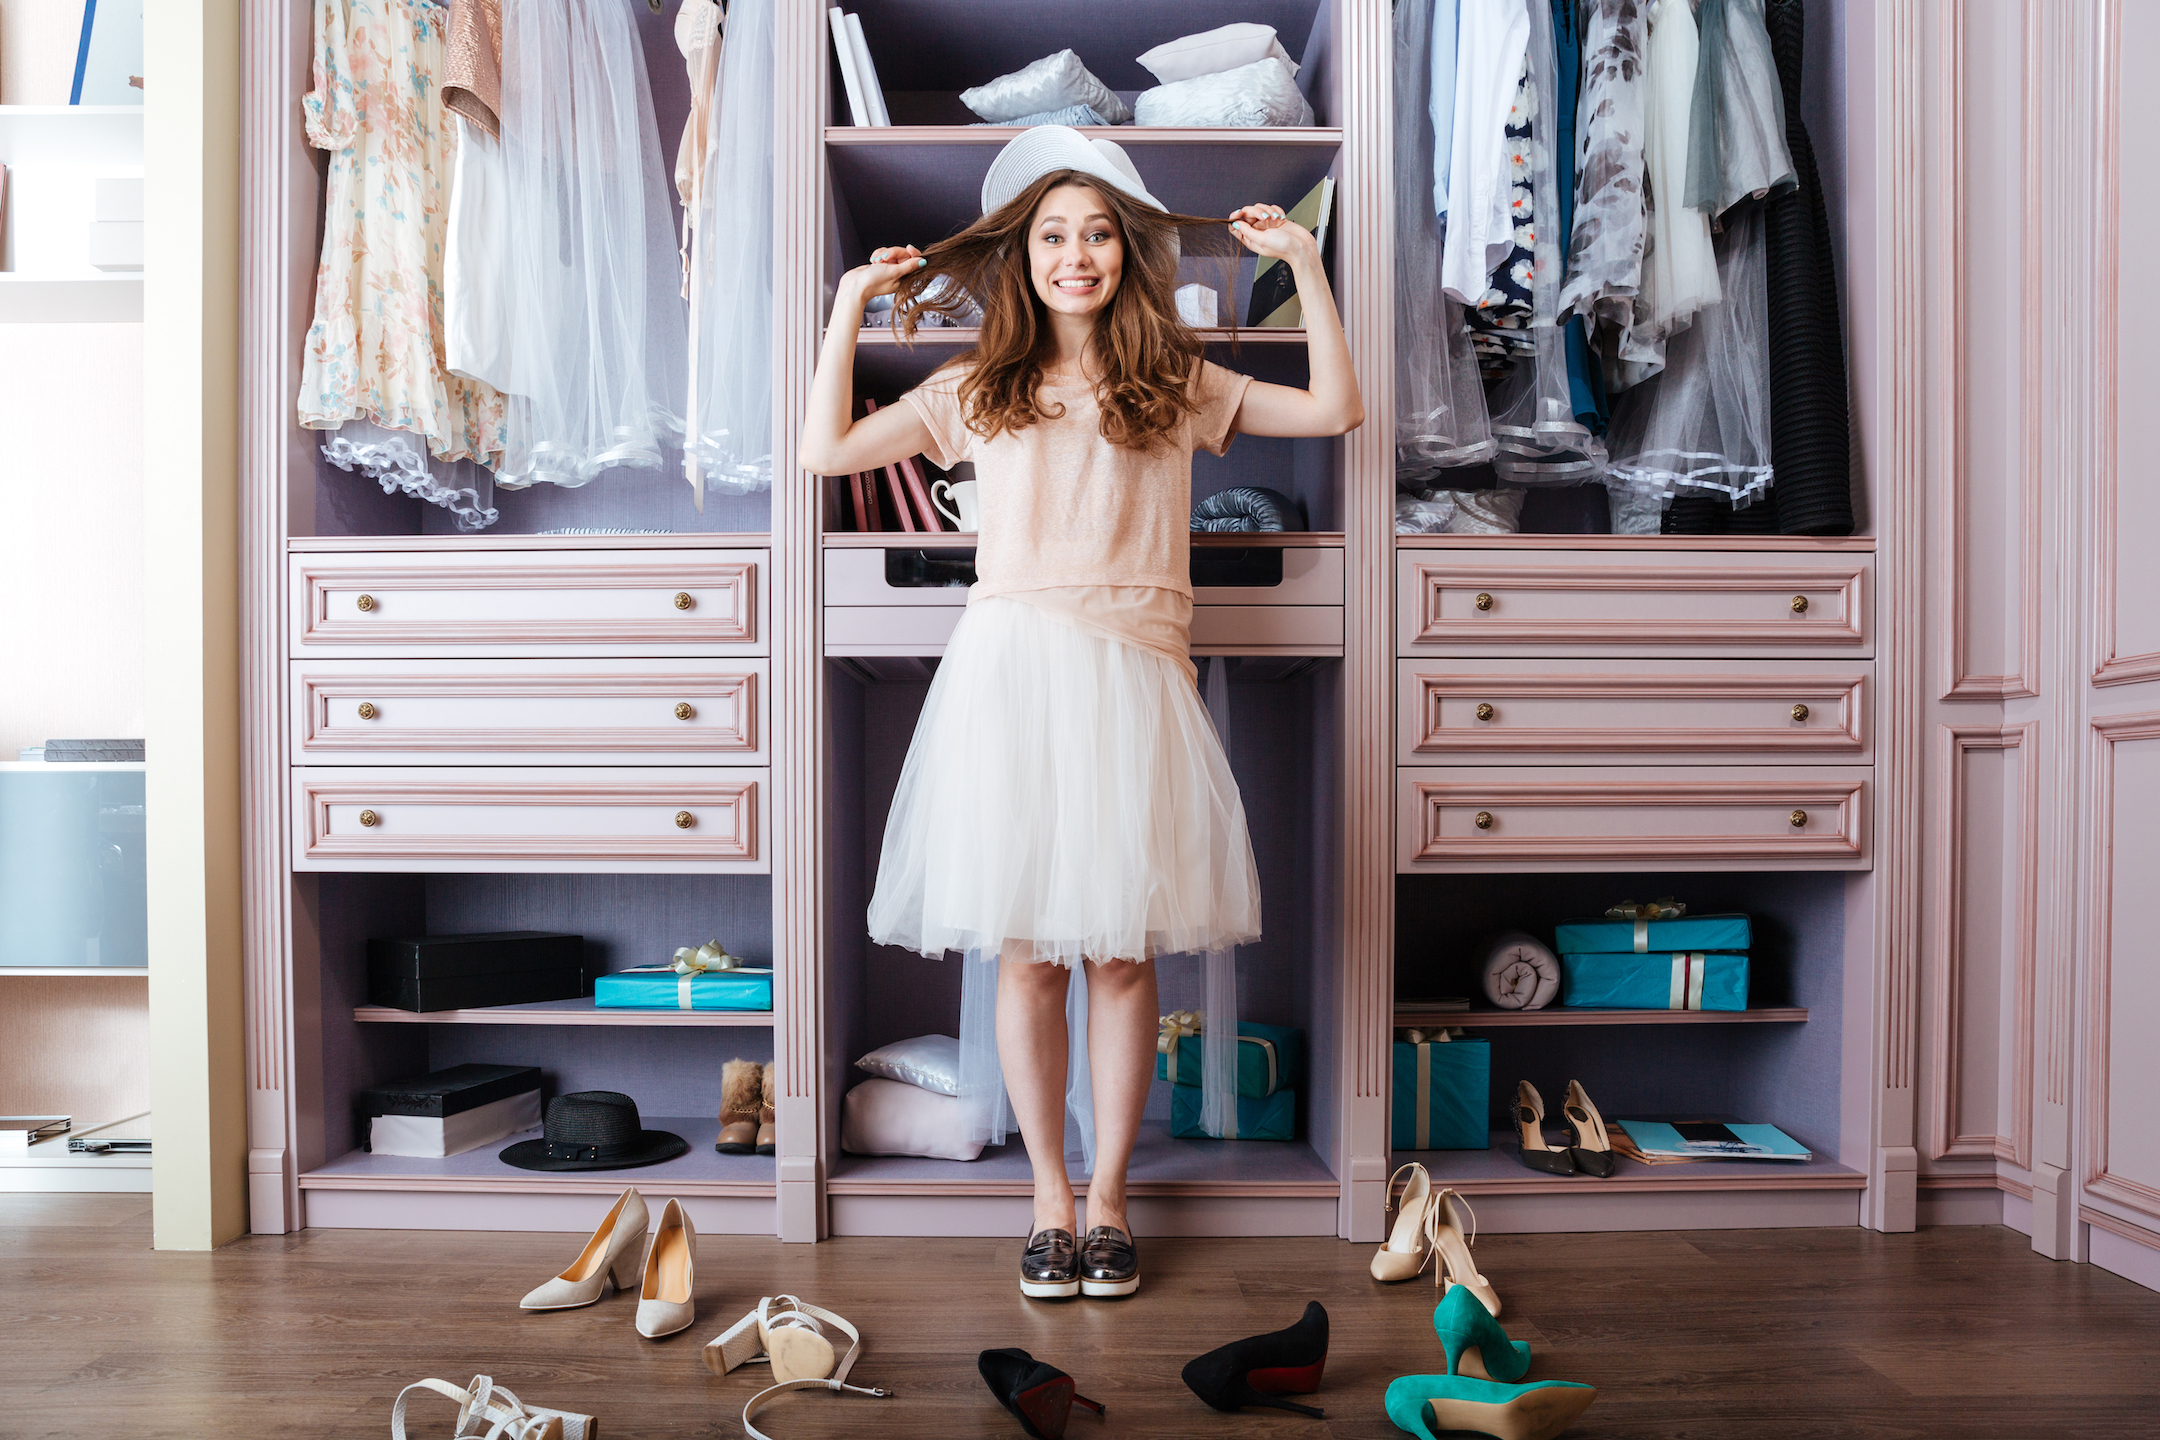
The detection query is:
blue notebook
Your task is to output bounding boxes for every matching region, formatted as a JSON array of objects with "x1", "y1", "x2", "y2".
[{"x1": 1615, "y1": 1119, "x2": 1810, "y2": 1161}]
